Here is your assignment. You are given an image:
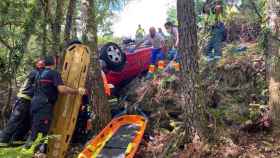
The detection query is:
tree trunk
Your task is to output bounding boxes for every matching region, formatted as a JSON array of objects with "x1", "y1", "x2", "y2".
[
  {"x1": 177, "y1": 0, "x2": 206, "y2": 143},
  {"x1": 51, "y1": 0, "x2": 65, "y2": 56},
  {"x1": 267, "y1": 0, "x2": 280, "y2": 125},
  {"x1": 72, "y1": 17, "x2": 78, "y2": 40},
  {"x1": 42, "y1": 5, "x2": 48, "y2": 56},
  {"x1": 64, "y1": 0, "x2": 77, "y2": 43},
  {"x1": 86, "y1": 0, "x2": 111, "y2": 133},
  {"x1": 1, "y1": 48, "x2": 14, "y2": 128}
]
